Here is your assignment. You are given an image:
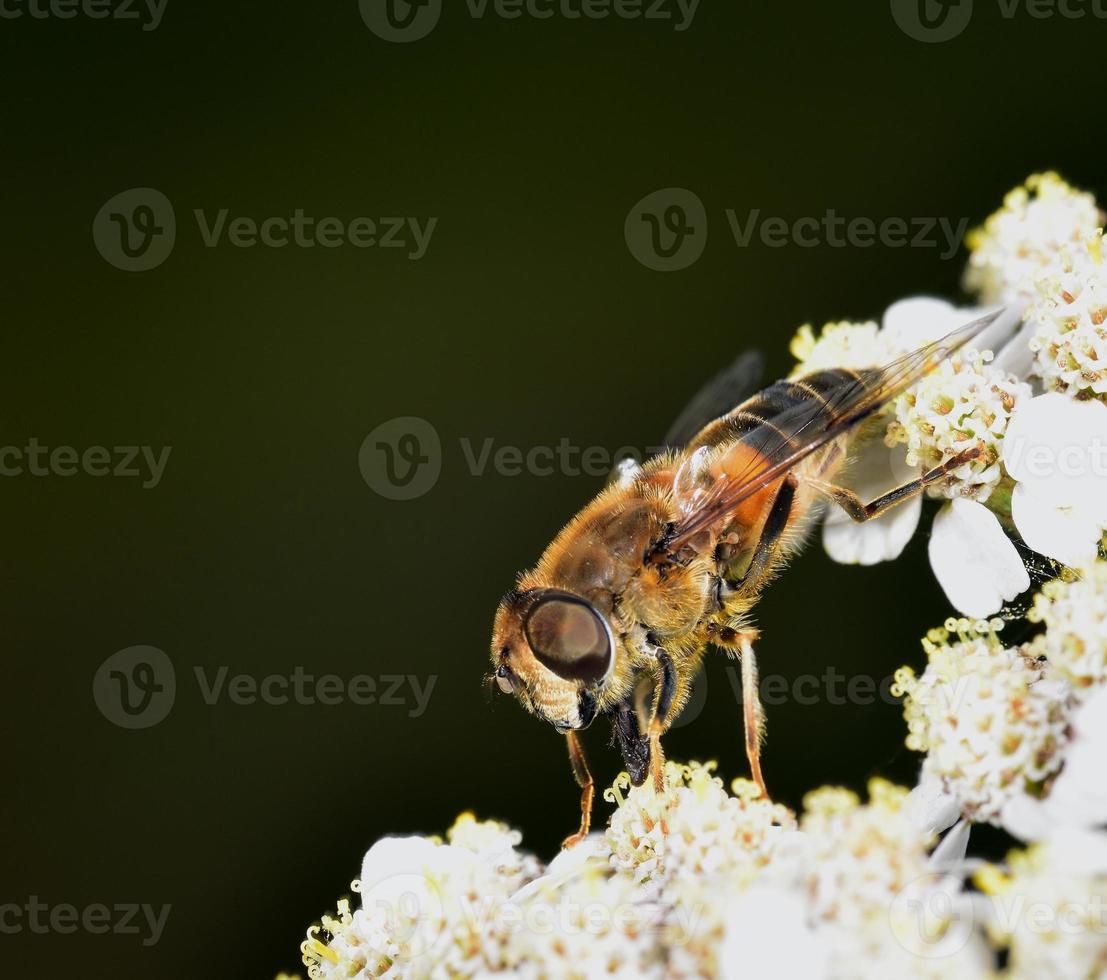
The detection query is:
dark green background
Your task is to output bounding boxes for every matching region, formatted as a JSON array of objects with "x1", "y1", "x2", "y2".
[{"x1": 1, "y1": 1, "x2": 1103, "y2": 977}]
